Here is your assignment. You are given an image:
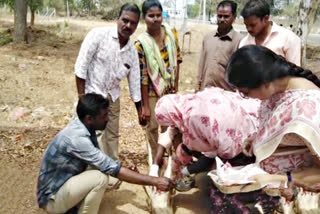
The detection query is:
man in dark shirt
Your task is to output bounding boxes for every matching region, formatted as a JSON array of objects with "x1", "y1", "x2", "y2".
[{"x1": 37, "y1": 93, "x2": 173, "y2": 214}]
